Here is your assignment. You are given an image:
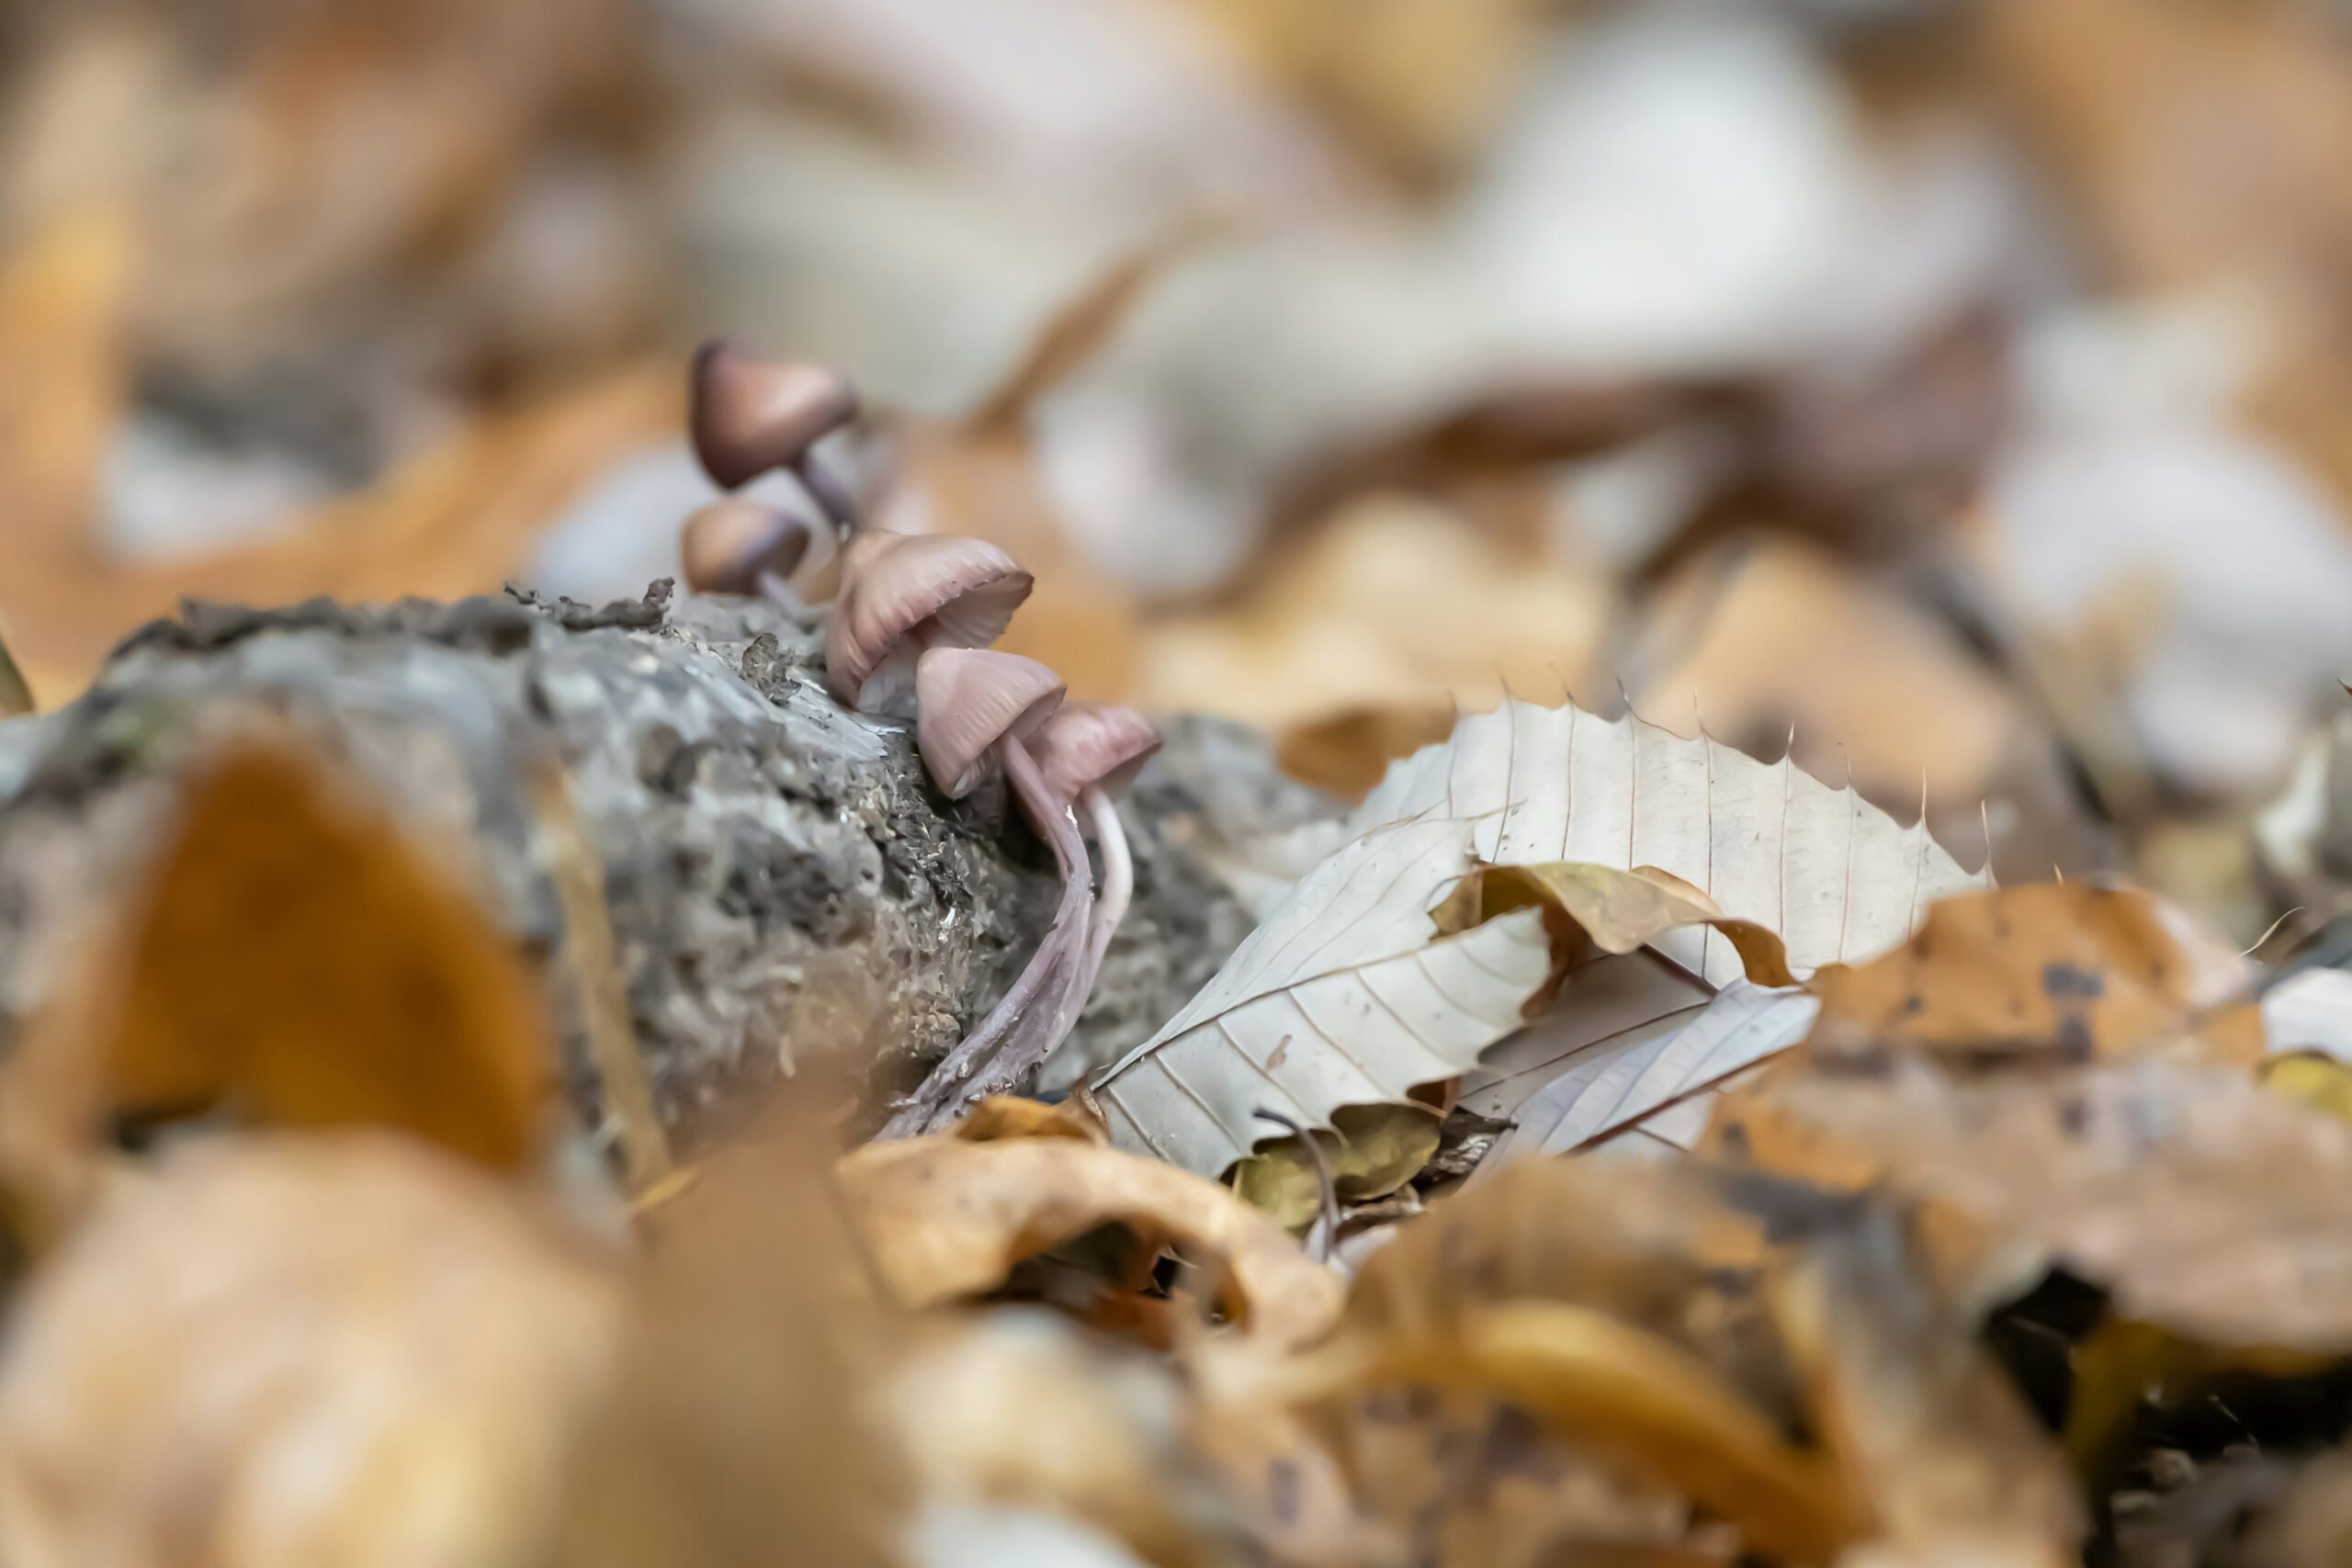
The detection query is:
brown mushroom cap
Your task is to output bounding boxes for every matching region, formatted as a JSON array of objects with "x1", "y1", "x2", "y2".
[
  {"x1": 914, "y1": 648, "x2": 1065, "y2": 797},
  {"x1": 1029, "y1": 704, "x2": 1162, "y2": 801},
  {"x1": 689, "y1": 342, "x2": 860, "y2": 491},
  {"x1": 679, "y1": 498, "x2": 829, "y2": 596},
  {"x1": 825, "y1": 533, "x2": 1034, "y2": 708}
]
